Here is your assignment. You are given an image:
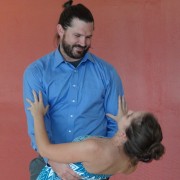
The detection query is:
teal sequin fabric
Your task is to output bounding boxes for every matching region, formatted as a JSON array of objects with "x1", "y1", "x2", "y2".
[{"x1": 37, "y1": 136, "x2": 112, "y2": 180}]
